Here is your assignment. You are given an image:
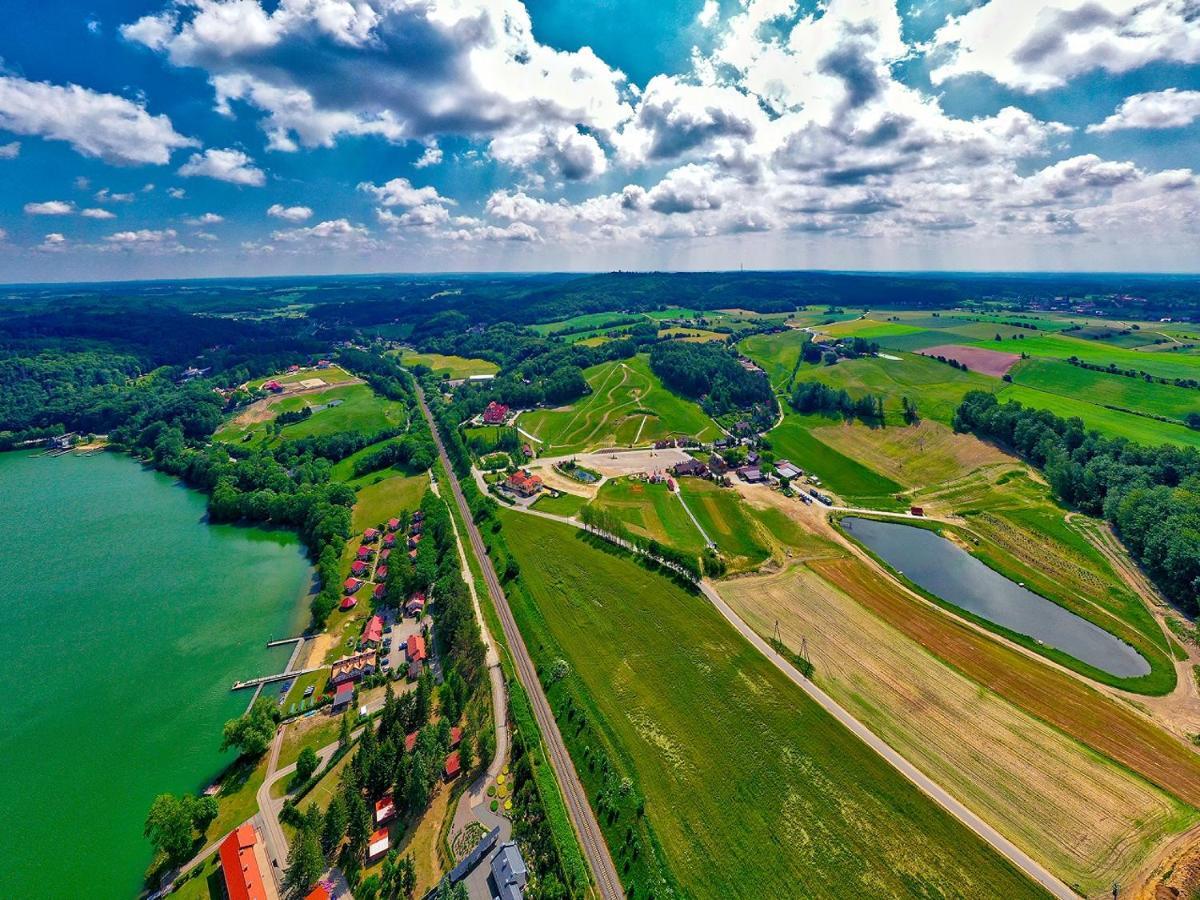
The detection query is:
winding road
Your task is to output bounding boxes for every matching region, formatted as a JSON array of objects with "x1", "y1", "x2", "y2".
[{"x1": 415, "y1": 383, "x2": 624, "y2": 900}]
